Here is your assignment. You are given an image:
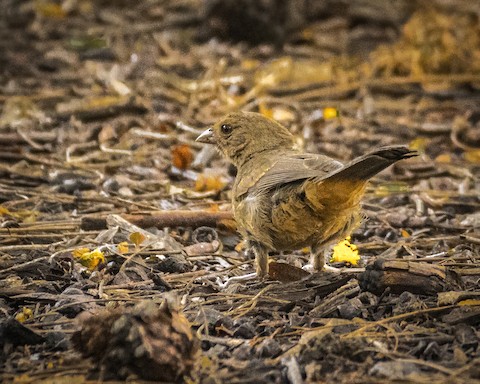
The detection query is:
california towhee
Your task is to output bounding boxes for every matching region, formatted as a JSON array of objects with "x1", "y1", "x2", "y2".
[{"x1": 197, "y1": 112, "x2": 416, "y2": 278}]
